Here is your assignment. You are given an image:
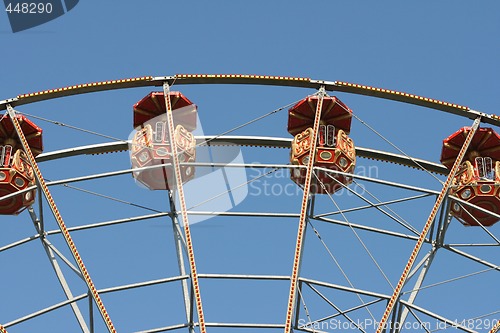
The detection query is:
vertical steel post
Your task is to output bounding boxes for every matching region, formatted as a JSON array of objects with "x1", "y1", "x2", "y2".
[
  {"x1": 162, "y1": 83, "x2": 206, "y2": 333},
  {"x1": 394, "y1": 248, "x2": 437, "y2": 333},
  {"x1": 168, "y1": 192, "x2": 196, "y2": 333},
  {"x1": 284, "y1": 89, "x2": 325, "y2": 333}
]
